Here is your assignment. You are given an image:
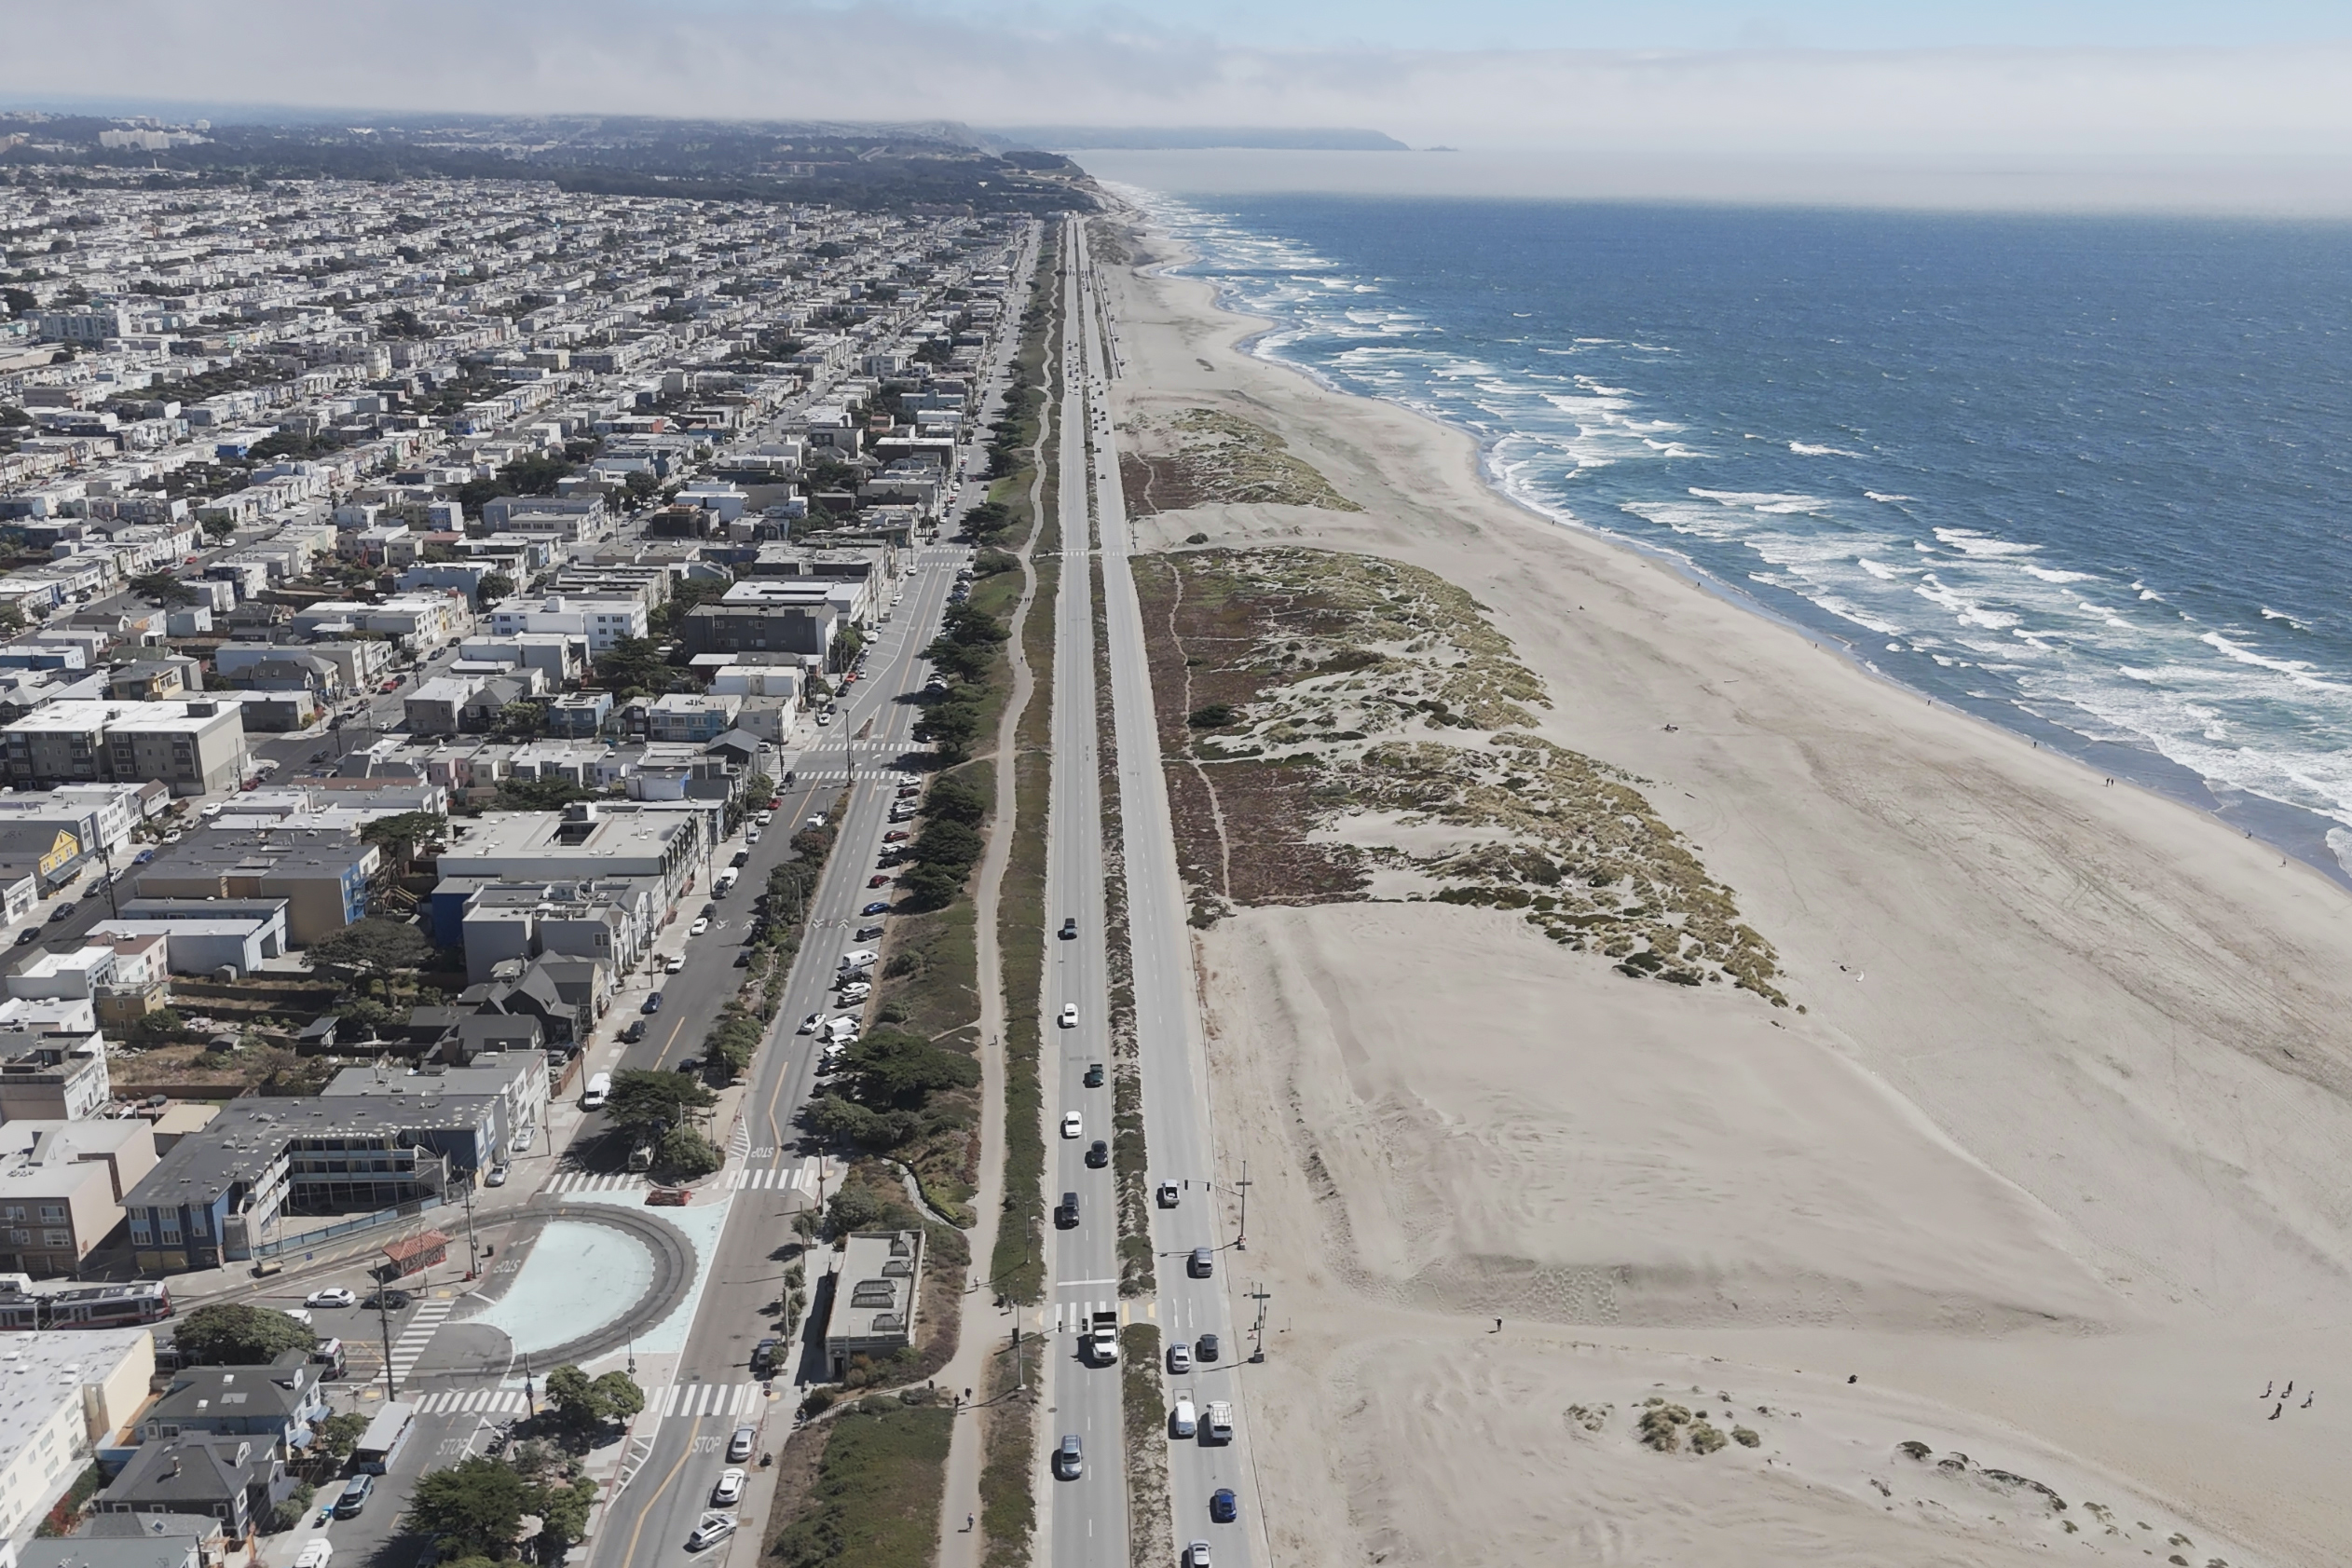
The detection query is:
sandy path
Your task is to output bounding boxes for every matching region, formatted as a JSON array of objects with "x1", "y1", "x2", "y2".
[{"x1": 1090, "y1": 210, "x2": 2352, "y2": 1565}]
